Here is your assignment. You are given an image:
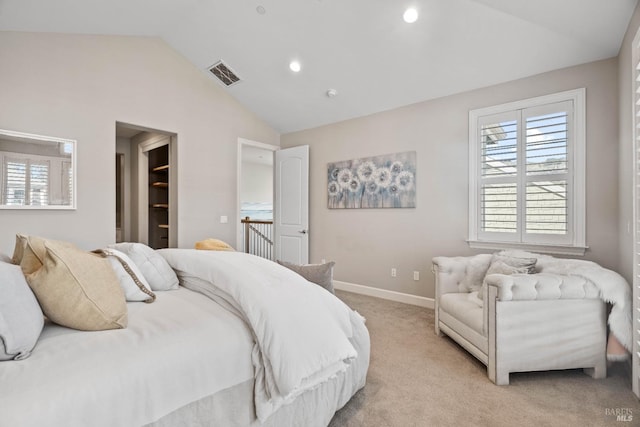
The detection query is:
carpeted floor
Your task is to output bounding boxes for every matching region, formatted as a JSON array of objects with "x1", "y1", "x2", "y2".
[{"x1": 329, "y1": 290, "x2": 640, "y2": 427}]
